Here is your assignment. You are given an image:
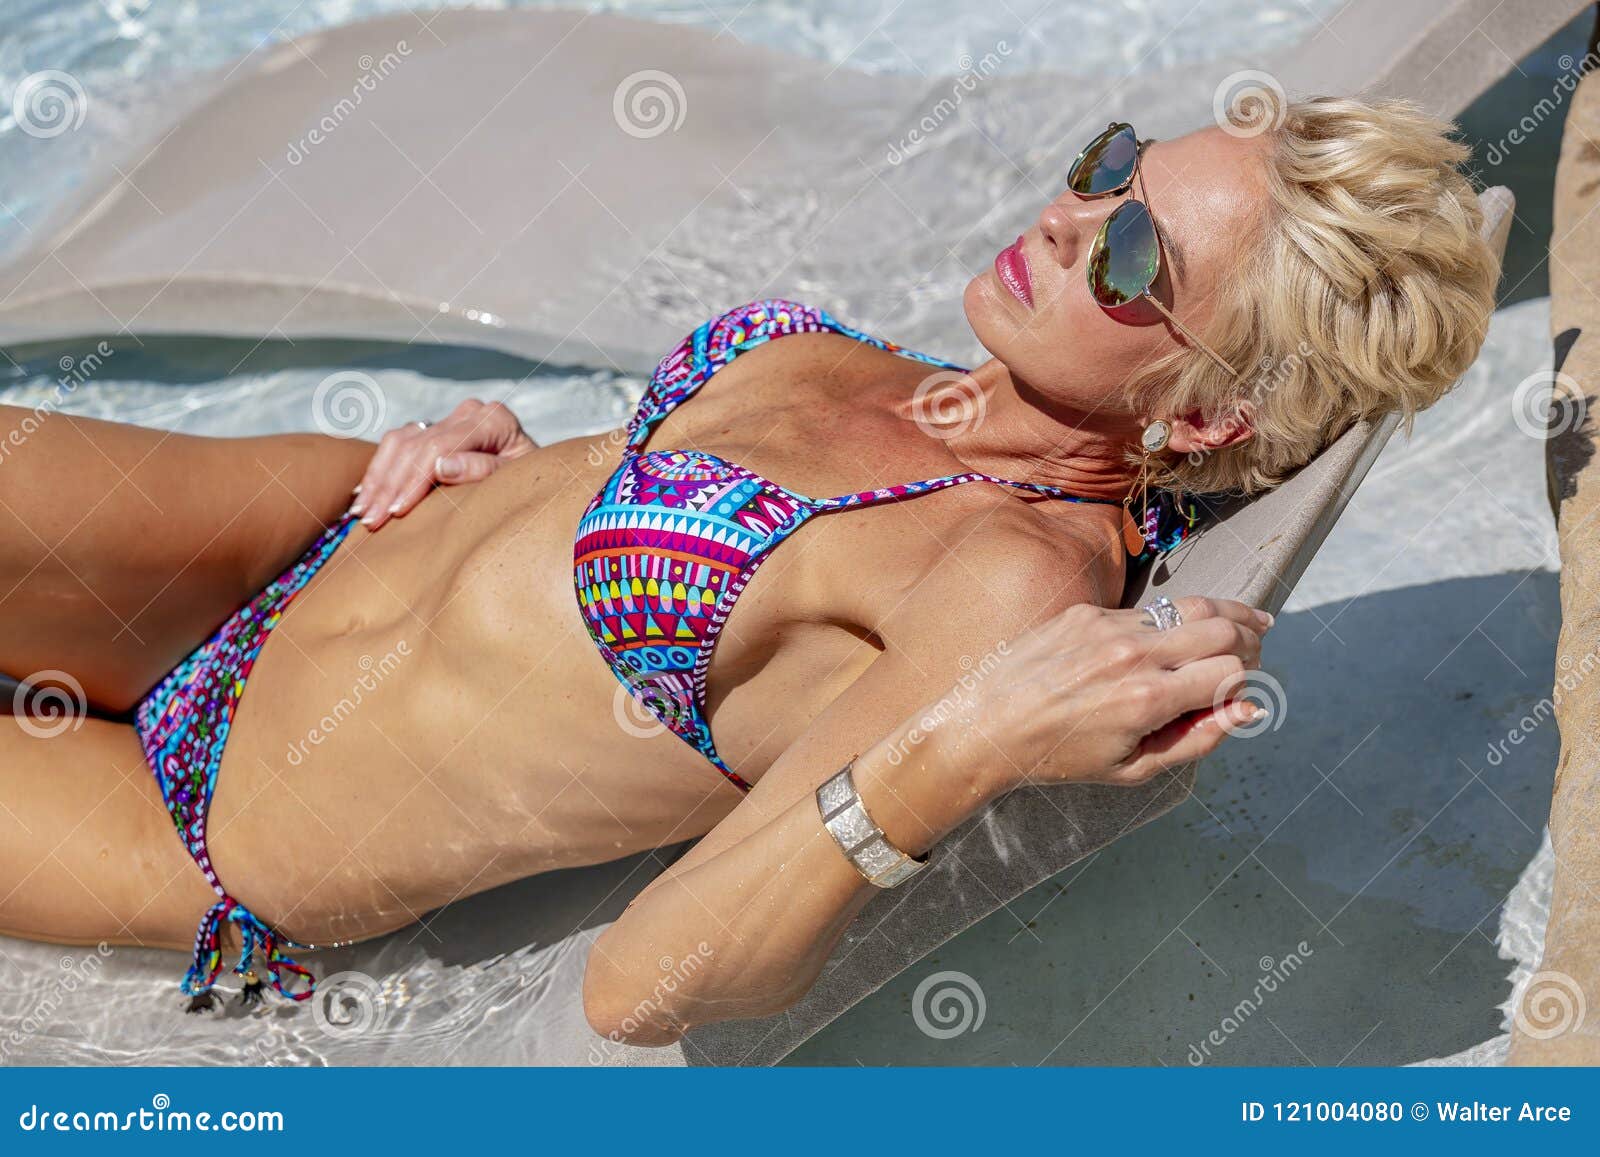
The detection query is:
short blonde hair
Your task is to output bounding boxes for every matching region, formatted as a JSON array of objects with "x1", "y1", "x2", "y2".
[{"x1": 1137, "y1": 95, "x2": 1500, "y2": 495}]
